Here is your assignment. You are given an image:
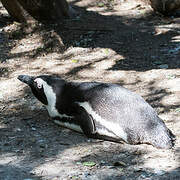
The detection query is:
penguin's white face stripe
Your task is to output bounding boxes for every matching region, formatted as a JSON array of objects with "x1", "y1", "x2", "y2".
[
  {"x1": 34, "y1": 78, "x2": 73, "y2": 119},
  {"x1": 54, "y1": 120, "x2": 83, "y2": 133},
  {"x1": 34, "y1": 78, "x2": 43, "y2": 89},
  {"x1": 77, "y1": 102, "x2": 128, "y2": 142}
]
